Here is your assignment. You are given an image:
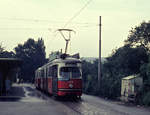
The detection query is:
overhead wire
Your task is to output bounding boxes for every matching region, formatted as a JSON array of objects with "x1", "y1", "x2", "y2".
[
  {"x1": 51, "y1": 0, "x2": 93, "y2": 54},
  {"x1": 0, "y1": 0, "x2": 94, "y2": 31},
  {"x1": 0, "y1": 17, "x2": 96, "y2": 26},
  {"x1": 62, "y1": 0, "x2": 93, "y2": 29},
  {"x1": 0, "y1": 0, "x2": 95, "y2": 56},
  {"x1": 54, "y1": 0, "x2": 93, "y2": 38},
  {"x1": 61, "y1": 0, "x2": 93, "y2": 54}
]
